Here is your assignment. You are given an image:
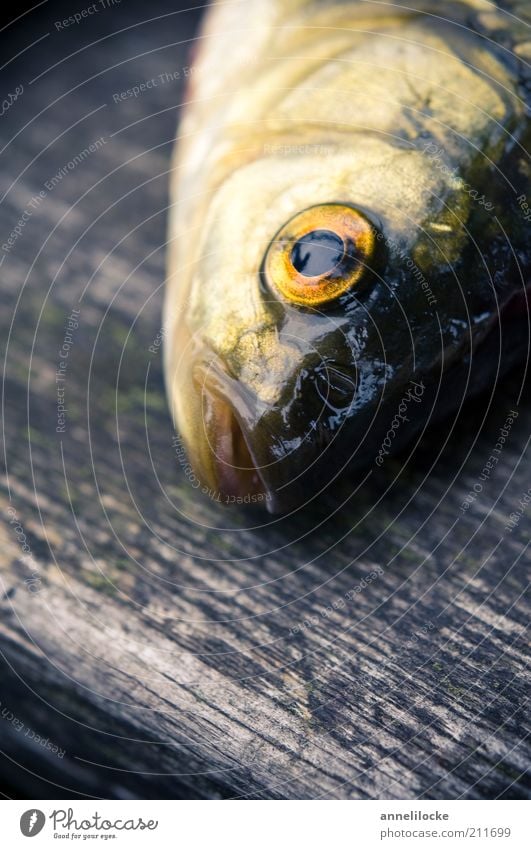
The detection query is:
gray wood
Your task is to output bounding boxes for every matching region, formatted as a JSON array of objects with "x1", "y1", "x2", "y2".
[{"x1": 0, "y1": 0, "x2": 529, "y2": 799}]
